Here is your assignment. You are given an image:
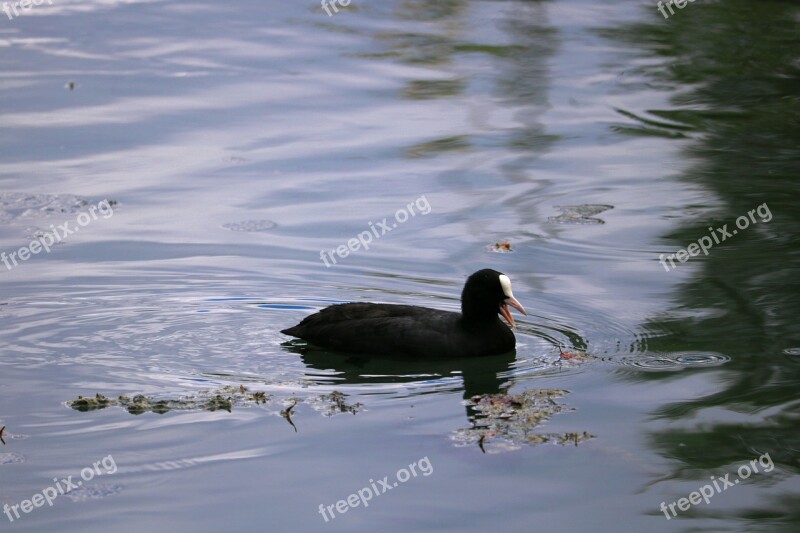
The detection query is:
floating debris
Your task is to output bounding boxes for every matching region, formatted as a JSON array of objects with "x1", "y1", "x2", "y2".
[
  {"x1": 0, "y1": 193, "x2": 118, "y2": 225},
  {"x1": 70, "y1": 393, "x2": 114, "y2": 411},
  {"x1": 68, "y1": 387, "x2": 267, "y2": 415},
  {"x1": 548, "y1": 204, "x2": 613, "y2": 225},
  {"x1": 558, "y1": 349, "x2": 594, "y2": 363},
  {"x1": 313, "y1": 391, "x2": 363, "y2": 416},
  {"x1": 67, "y1": 387, "x2": 363, "y2": 428},
  {"x1": 453, "y1": 389, "x2": 593, "y2": 453},
  {"x1": 0, "y1": 426, "x2": 26, "y2": 444},
  {"x1": 406, "y1": 135, "x2": 471, "y2": 159},
  {"x1": 0, "y1": 452, "x2": 26, "y2": 465},
  {"x1": 222, "y1": 219, "x2": 277, "y2": 232},
  {"x1": 487, "y1": 240, "x2": 513, "y2": 253},
  {"x1": 24, "y1": 225, "x2": 67, "y2": 245},
  {"x1": 64, "y1": 484, "x2": 123, "y2": 502},
  {"x1": 402, "y1": 79, "x2": 466, "y2": 100},
  {"x1": 121, "y1": 395, "x2": 173, "y2": 415},
  {"x1": 222, "y1": 155, "x2": 249, "y2": 164},
  {"x1": 523, "y1": 431, "x2": 593, "y2": 447},
  {"x1": 281, "y1": 398, "x2": 299, "y2": 432}
]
